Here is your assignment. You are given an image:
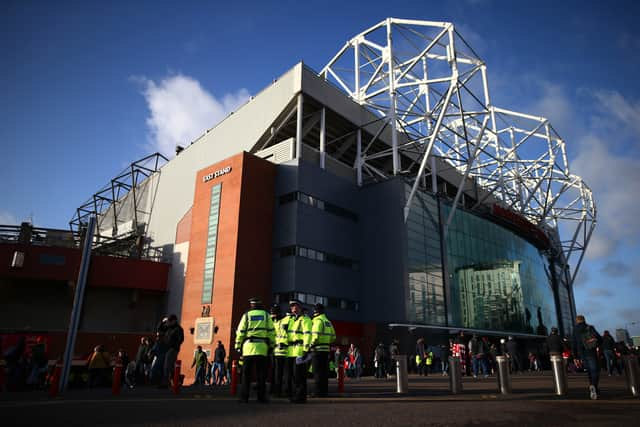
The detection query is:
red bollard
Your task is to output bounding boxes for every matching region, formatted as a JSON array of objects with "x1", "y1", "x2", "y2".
[
  {"x1": 338, "y1": 364, "x2": 345, "y2": 393},
  {"x1": 0, "y1": 363, "x2": 6, "y2": 393},
  {"x1": 230, "y1": 360, "x2": 238, "y2": 396},
  {"x1": 172, "y1": 360, "x2": 181, "y2": 395},
  {"x1": 112, "y1": 363, "x2": 123, "y2": 395},
  {"x1": 49, "y1": 362, "x2": 63, "y2": 398}
]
